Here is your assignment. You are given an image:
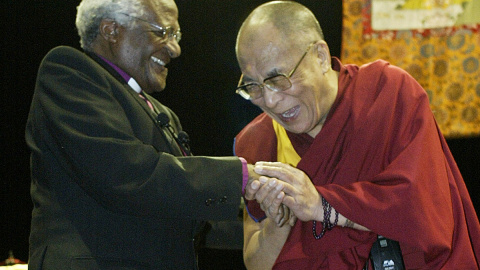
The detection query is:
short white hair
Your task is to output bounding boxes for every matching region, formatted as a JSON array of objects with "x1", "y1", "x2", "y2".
[{"x1": 75, "y1": 0, "x2": 146, "y2": 51}]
